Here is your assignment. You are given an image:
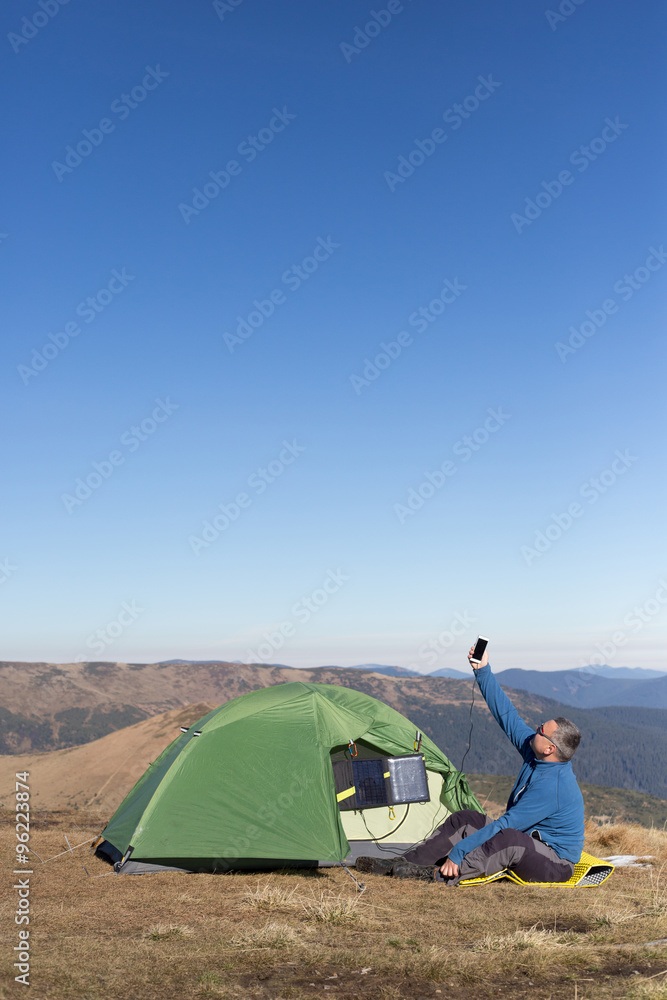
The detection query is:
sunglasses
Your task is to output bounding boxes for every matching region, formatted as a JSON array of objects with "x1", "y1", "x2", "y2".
[{"x1": 535, "y1": 724, "x2": 566, "y2": 757}]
